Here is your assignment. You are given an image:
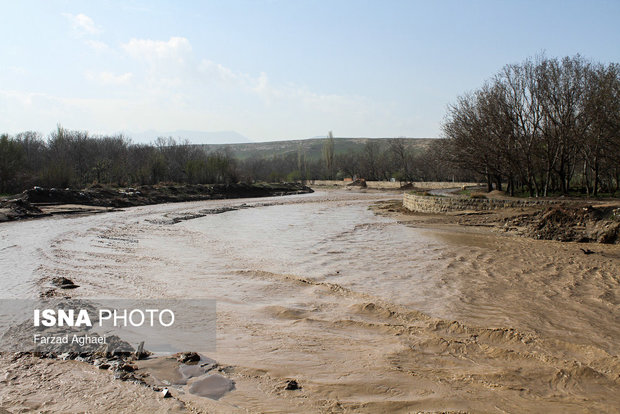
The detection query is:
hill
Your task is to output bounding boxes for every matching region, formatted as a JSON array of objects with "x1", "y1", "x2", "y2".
[
  {"x1": 201, "y1": 137, "x2": 436, "y2": 160},
  {"x1": 127, "y1": 130, "x2": 251, "y2": 145}
]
